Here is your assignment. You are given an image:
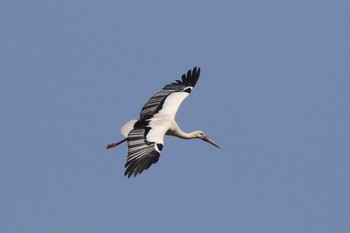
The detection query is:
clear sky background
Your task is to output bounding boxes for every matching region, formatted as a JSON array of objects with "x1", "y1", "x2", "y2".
[{"x1": 1, "y1": 1, "x2": 350, "y2": 232}]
